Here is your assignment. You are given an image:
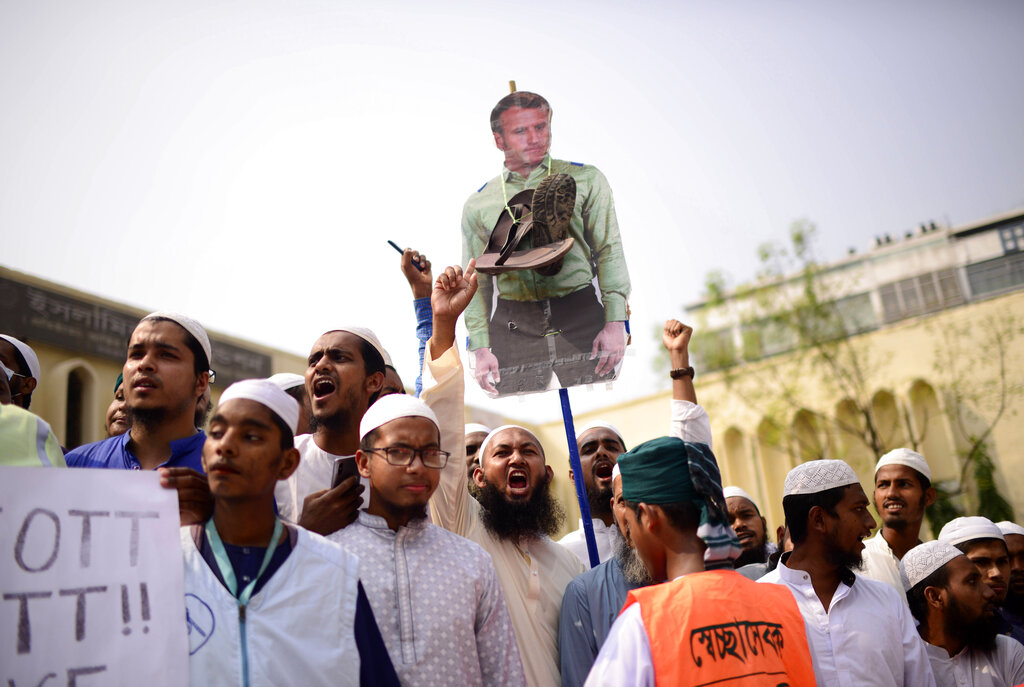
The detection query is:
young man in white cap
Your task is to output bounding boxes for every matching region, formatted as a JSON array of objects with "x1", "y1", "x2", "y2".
[
  {"x1": 939, "y1": 516, "x2": 1019, "y2": 645},
  {"x1": 862, "y1": 448, "x2": 937, "y2": 593},
  {"x1": 419, "y1": 259, "x2": 586, "y2": 687},
  {"x1": 996, "y1": 521, "x2": 1024, "y2": 645},
  {"x1": 559, "y1": 318, "x2": 710, "y2": 567},
  {"x1": 900, "y1": 540, "x2": 1024, "y2": 686},
  {"x1": 0, "y1": 334, "x2": 41, "y2": 410},
  {"x1": 273, "y1": 326, "x2": 386, "y2": 537},
  {"x1": 584, "y1": 437, "x2": 815, "y2": 687},
  {"x1": 759, "y1": 459, "x2": 936, "y2": 686},
  {"x1": 329, "y1": 393, "x2": 525, "y2": 686},
  {"x1": 66, "y1": 312, "x2": 214, "y2": 524},
  {"x1": 723, "y1": 485, "x2": 772, "y2": 574},
  {"x1": 184, "y1": 379, "x2": 399, "y2": 687}
]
